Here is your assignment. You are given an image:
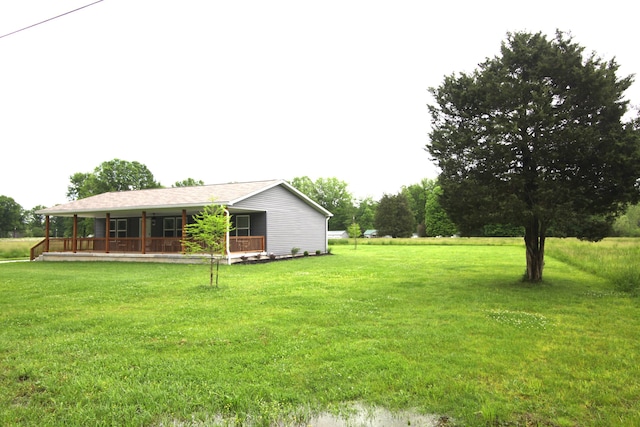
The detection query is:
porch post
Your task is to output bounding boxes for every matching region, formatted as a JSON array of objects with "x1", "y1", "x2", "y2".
[
  {"x1": 72, "y1": 214, "x2": 78, "y2": 253},
  {"x1": 181, "y1": 209, "x2": 187, "y2": 253},
  {"x1": 105, "y1": 213, "x2": 110, "y2": 253},
  {"x1": 141, "y1": 211, "x2": 147, "y2": 254},
  {"x1": 44, "y1": 215, "x2": 50, "y2": 252}
]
